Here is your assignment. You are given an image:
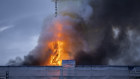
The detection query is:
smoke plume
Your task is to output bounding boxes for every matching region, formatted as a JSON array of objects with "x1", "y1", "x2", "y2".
[{"x1": 8, "y1": 0, "x2": 140, "y2": 66}]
